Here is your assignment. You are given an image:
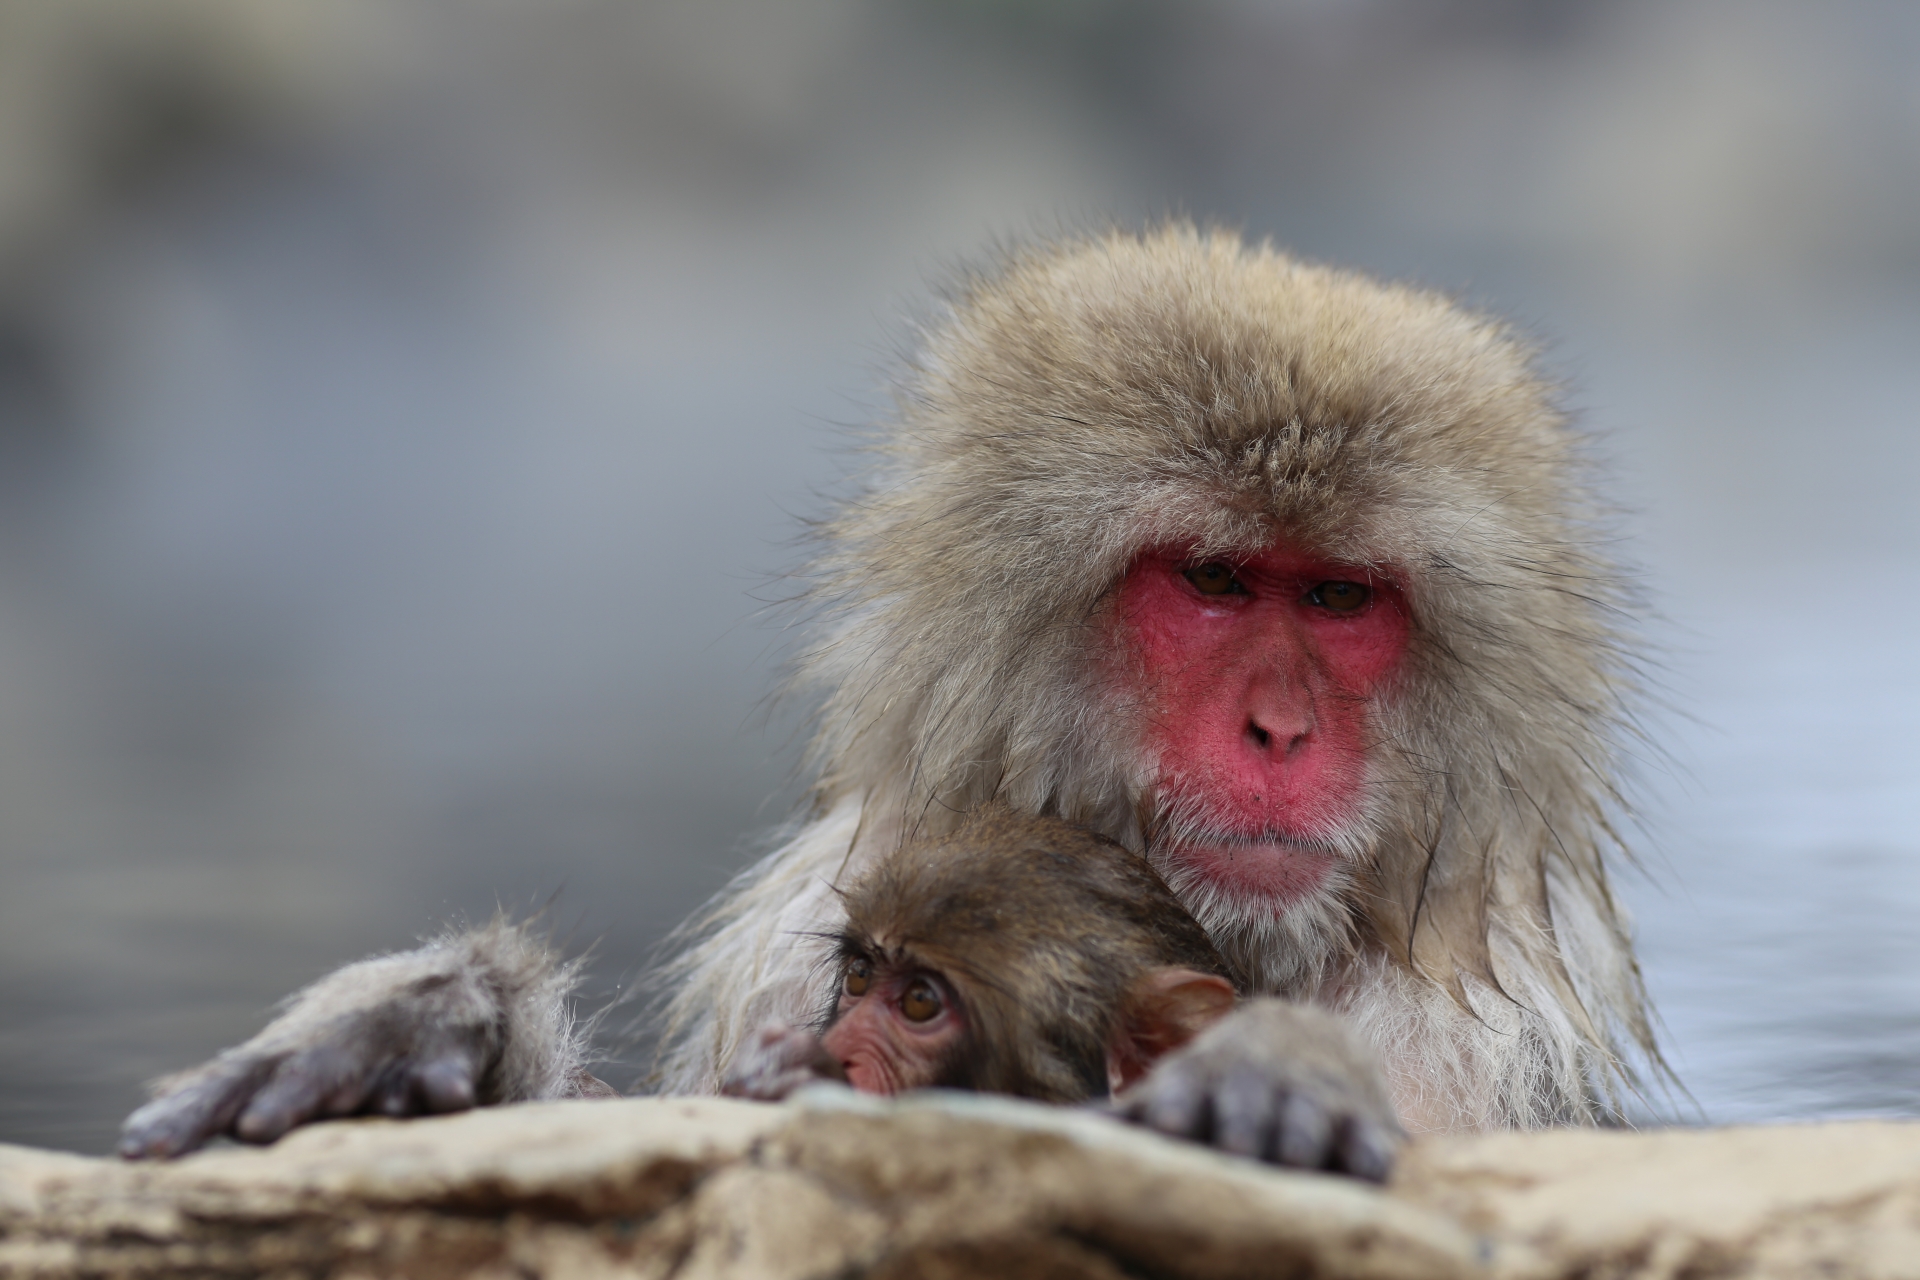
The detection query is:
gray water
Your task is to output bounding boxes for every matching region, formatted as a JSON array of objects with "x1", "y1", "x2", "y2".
[
  {"x1": 1626, "y1": 589, "x2": 1920, "y2": 1123},
  {"x1": 1, "y1": 0, "x2": 1916, "y2": 1153}
]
